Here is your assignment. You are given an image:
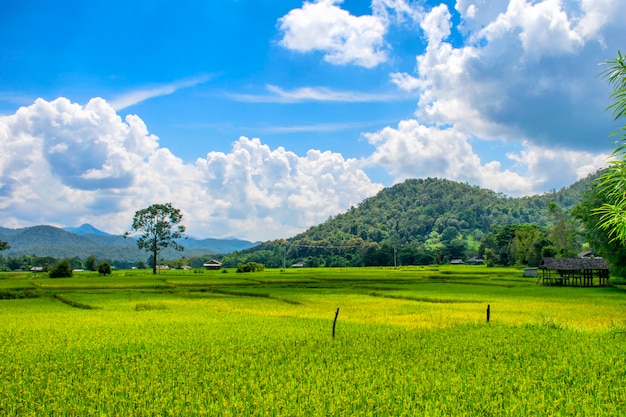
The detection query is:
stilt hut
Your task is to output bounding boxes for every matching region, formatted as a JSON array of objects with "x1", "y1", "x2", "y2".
[{"x1": 538, "y1": 257, "x2": 609, "y2": 286}]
